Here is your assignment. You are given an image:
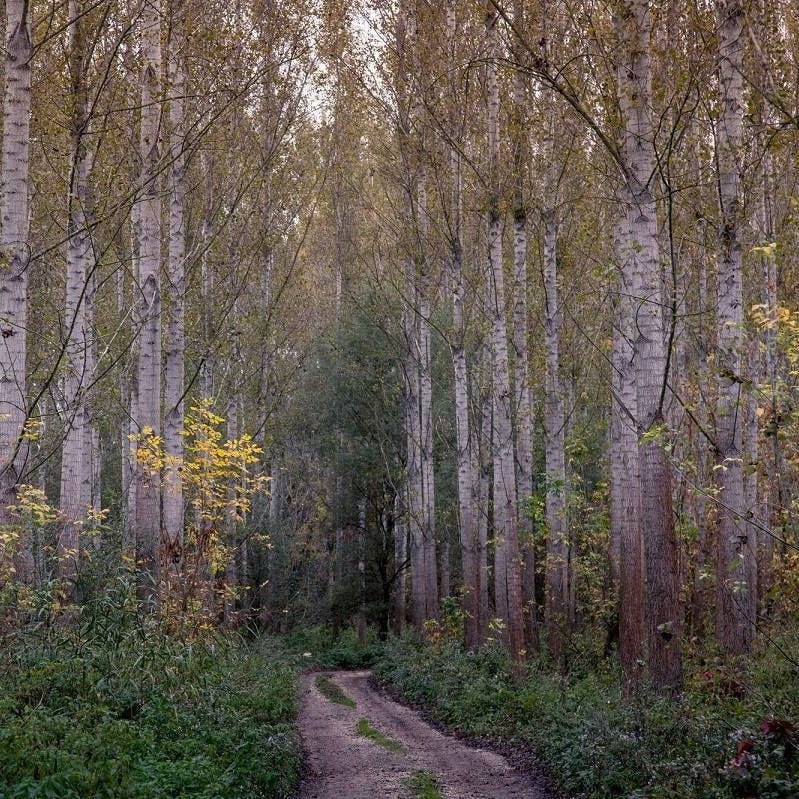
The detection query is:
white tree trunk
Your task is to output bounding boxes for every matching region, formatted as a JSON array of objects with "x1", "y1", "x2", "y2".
[
  {"x1": 0, "y1": 0, "x2": 33, "y2": 580},
  {"x1": 163, "y1": 0, "x2": 187, "y2": 576},
  {"x1": 58, "y1": 0, "x2": 93, "y2": 586},
  {"x1": 714, "y1": 0, "x2": 754, "y2": 657},
  {"x1": 510, "y1": 0, "x2": 537, "y2": 655},
  {"x1": 135, "y1": 0, "x2": 163, "y2": 602},
  {"x1": 618, "y1": 0, "x2": 682, "y2": 692},
  {"x1": 542, "y1": 206, "x2": 569, "y2": 665},
  {"x1": 485, "y1": 6, "x2": 524, "y2": 666}
]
